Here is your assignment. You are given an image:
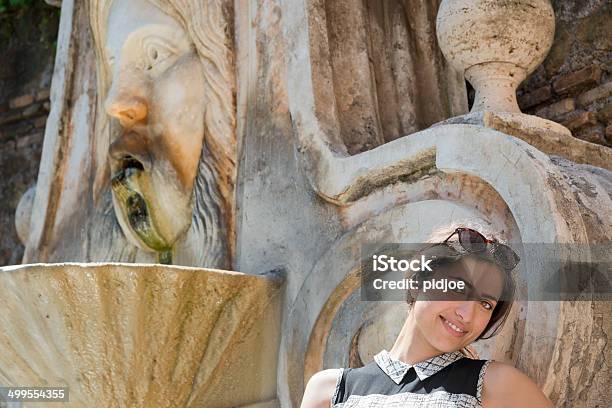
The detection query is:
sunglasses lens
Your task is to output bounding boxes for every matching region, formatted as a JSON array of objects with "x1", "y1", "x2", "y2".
[
  {"x1": 494, "y1": 245, "x2": 520, "y2": 270},
  {"x1": 458, "y1": 229, "x2": 487, "y2": 252}
]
